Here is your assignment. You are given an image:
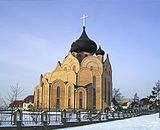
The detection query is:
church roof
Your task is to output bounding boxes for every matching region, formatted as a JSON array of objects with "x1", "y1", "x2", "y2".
[
  {"x1": 24, "y1": 95, "x2": 34, "y2": 103},
  {"x1": 70, "y1": 27, "x2": 97, "y2": 55},
  {"x1": 9, "y1": 100, "x2": 24, "y2": 108}
]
